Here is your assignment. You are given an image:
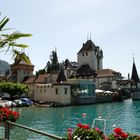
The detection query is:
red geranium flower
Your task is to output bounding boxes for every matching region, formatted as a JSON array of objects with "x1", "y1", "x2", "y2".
[
  {"x1": 0, "y1": 107, "x2": 19, "y2": 123},
  {"x1": 120, "y1": 131, "x2": 128, "y2": 139},
  {"x1": 77, "y1": 123, "x2": 83, "y2": 128},
  {"x1": 114, "y1": 127, "x2": 122, "y2": 134},
  {"x1": 77, "y1": 123, "x2": 90, "y2": 129},
  {"x1": 83, "y1": 124, "x2": 90, "y2": 129}
]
